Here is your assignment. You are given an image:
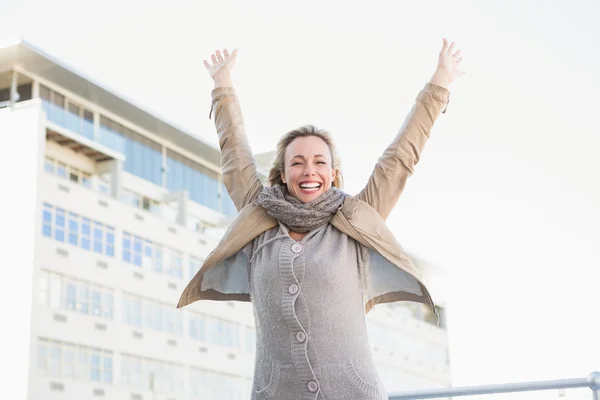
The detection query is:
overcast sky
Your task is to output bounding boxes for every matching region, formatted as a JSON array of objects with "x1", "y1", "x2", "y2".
[{"x1": 1, "y1": 0, "x2": 599, "y2": 393}]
